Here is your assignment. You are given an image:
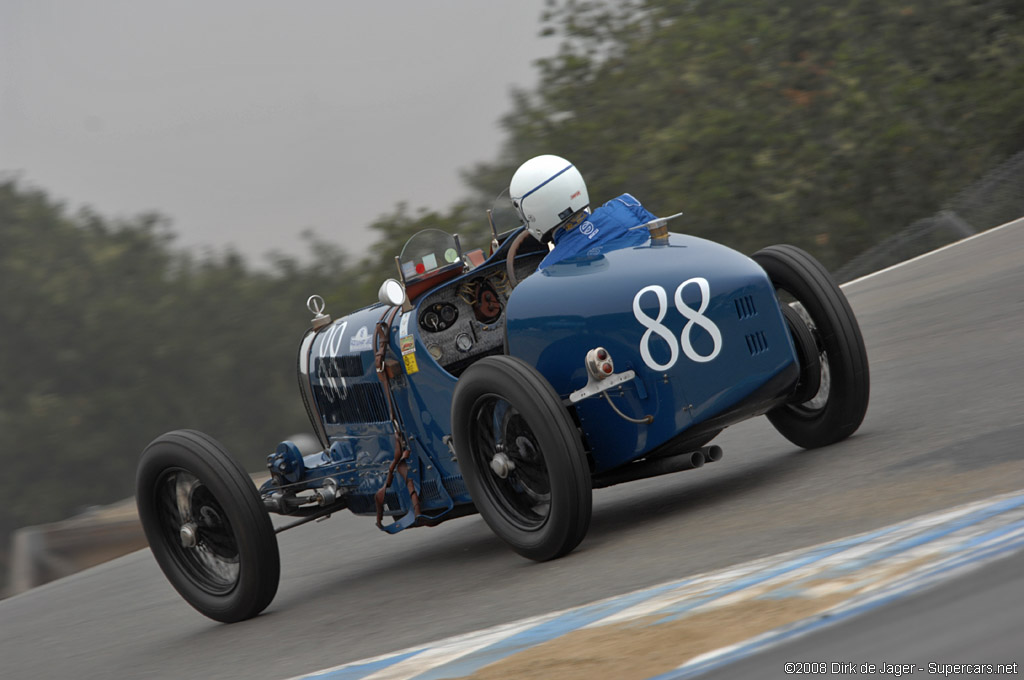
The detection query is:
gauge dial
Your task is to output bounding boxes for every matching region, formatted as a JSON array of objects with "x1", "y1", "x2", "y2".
[
  {"x1": 419, "y1": 303, "x2": 458, "y2": 332},
  {"x1": 427, "y1": 344, "x2": 443, "y2": 360},
  {"x1": 456, "y1": 333, "x2": 473, "y2": 352}
]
